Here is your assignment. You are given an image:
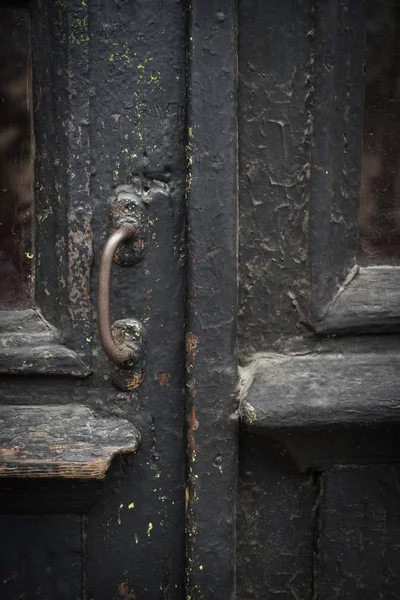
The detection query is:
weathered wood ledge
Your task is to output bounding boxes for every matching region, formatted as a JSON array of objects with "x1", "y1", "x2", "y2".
[
  {"x1": 240, "y1": 346, "x2": 400, "y2": 430},
  {"x1": 313, "y1": 267, "x2": 400, "y2": 334},
  {"x1": 0, "y1": 404, "x2": 140, "y2": 479},
  {"x1": 0, "y1": 310, "x2": 90, "y2": 375}
]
